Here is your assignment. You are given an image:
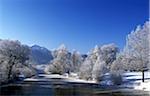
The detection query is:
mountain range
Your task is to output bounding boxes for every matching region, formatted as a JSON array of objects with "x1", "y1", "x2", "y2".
[
  {"x1": 30, "y1": 45, "x2": 53, "y2": 64},
  {"x1": 30, "y1": 45, "x2": 87, "y2": 65}
]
